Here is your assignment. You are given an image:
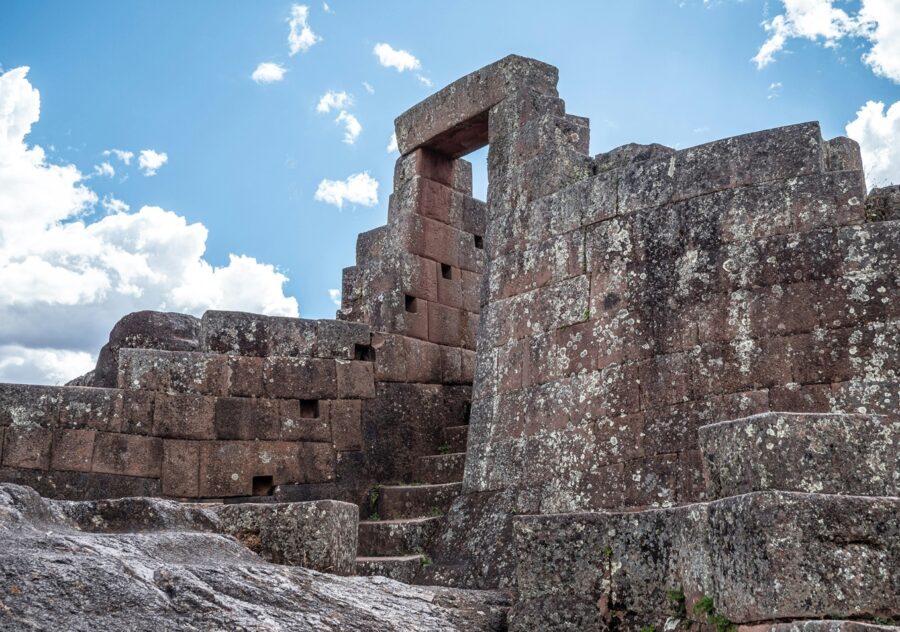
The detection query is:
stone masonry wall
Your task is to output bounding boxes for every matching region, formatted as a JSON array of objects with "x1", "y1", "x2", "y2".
[{"x1": 393, "y1": 55, "x2": 900, "y2": 589}]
